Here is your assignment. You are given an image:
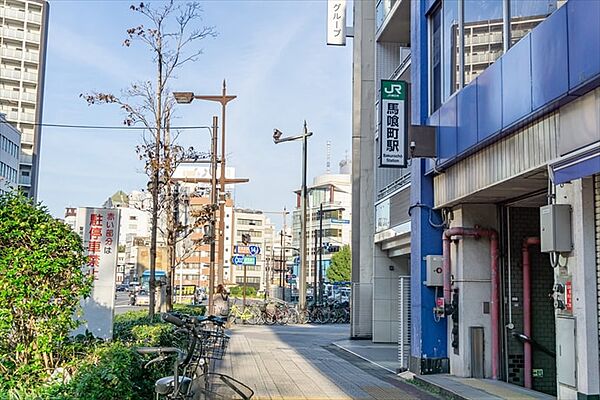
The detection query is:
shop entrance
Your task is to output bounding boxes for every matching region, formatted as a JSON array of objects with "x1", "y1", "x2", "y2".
[{"x1": 500, "y1": 200, "x2": 557, "y2": 396}]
